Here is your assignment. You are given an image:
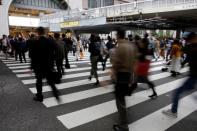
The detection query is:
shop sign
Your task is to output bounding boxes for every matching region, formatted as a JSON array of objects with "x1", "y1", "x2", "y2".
[{"x1": 60, "y1": 21, "x2": 79, "y2": 28}]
